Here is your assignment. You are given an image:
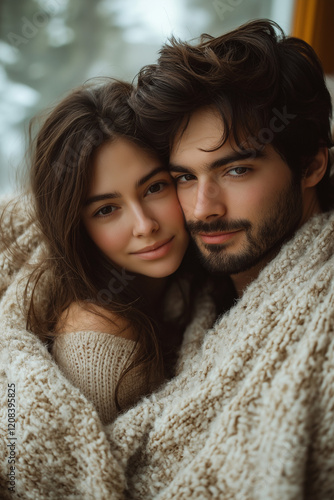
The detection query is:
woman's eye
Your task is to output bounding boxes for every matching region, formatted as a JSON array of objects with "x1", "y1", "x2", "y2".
[
  {"x1": 146, "y1": 182, "x2": 167, "y2": 195},
  {"x1": 94, "y1": 205, "x2": 117, "y2": 217},
  {"x1": 227, "y1": 166, "x2": 250, "y2": 177}
]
